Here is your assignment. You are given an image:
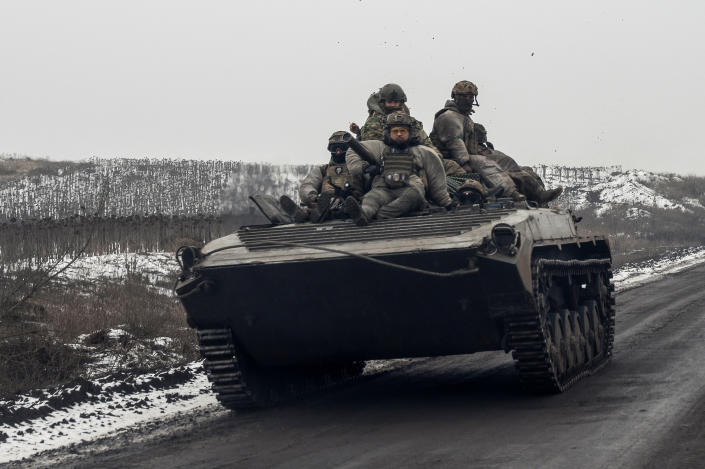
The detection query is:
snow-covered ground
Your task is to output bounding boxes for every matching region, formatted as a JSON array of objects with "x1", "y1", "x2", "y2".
[
  {"x1": 0, "y1": 358, "x2": 414, "y2": 464},
  {"x1": 57, "y1": 252, "x2": 178, "y2": 285},
  {"x1": 7, "y1": 252, "x2": 178, "y2": 288},
  {"x1": 2, "y1": 247, "x2": 705, "y2": 464},
  {"x1": 613, "y1": 246, "x2": 705, "y2": 292},
  {"x1": 0, "y1": 363, "x2": 217, "y2": 464}
]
